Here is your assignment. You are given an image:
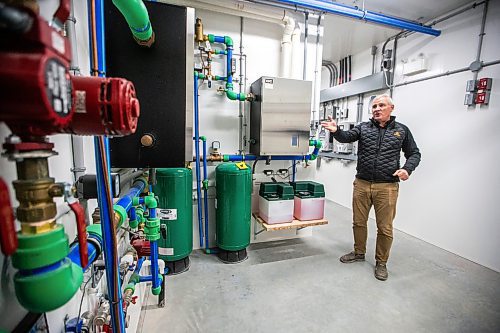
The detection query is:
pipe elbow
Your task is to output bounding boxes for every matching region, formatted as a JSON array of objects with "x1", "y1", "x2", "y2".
[
  {"x1": 143, "y1": 194, "x2": 157, "y2": 208},
  {"x1": 224, "y1": 36, "x2": 233, "y2": 47},
  {"x1": 112, "y1": 0, "x2": 154, "y2": 46}
]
